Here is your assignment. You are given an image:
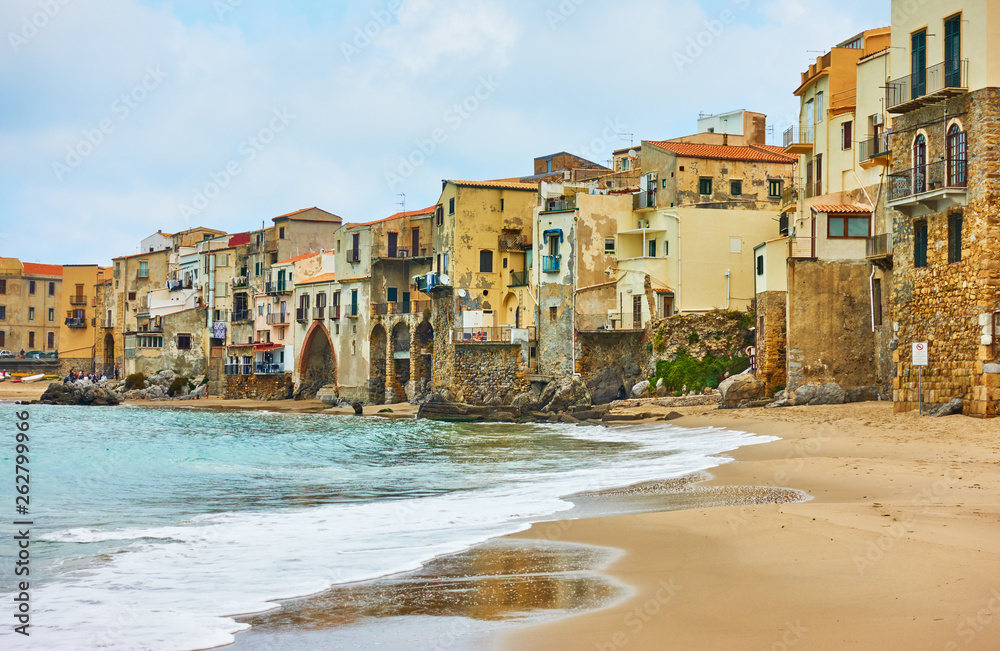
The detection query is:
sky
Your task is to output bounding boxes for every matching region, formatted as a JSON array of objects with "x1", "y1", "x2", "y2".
[{"x1": 0, "y1": 0, "x2": 889, "y2": 265}]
